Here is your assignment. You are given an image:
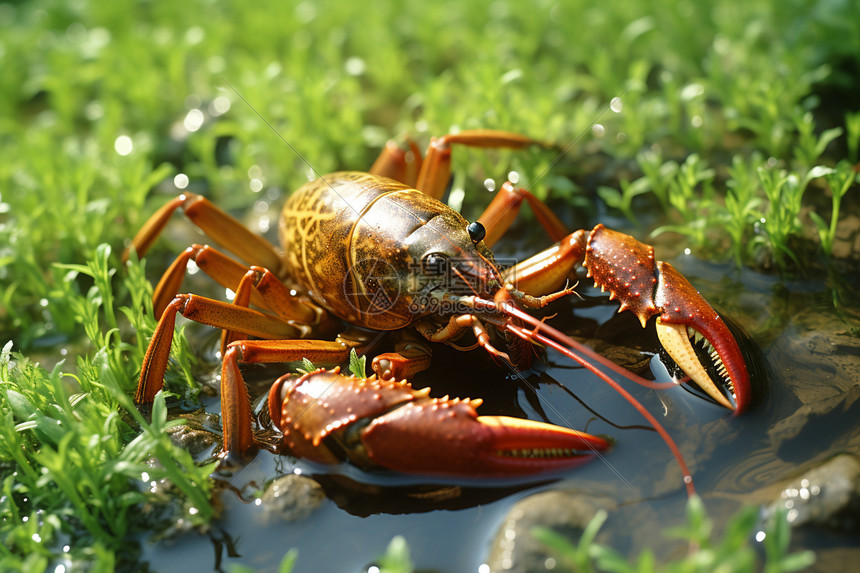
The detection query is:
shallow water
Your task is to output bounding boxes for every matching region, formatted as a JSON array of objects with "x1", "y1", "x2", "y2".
[{"x1": 140, "y1": 223, "x2": 860, "y2": 572}]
